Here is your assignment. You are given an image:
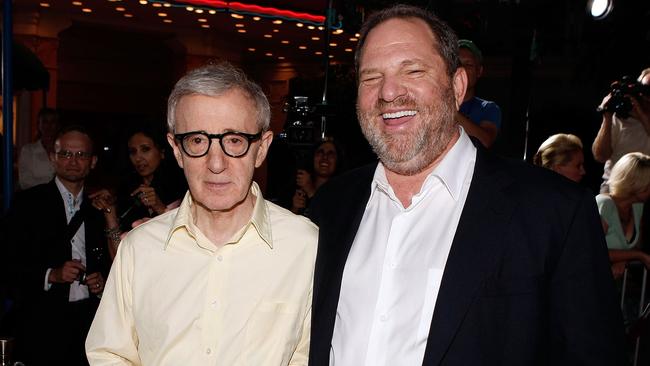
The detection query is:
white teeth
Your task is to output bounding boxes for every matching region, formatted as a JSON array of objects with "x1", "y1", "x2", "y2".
[{"x1": 382, "y1": 110, "x2": 417, "y2": 119}]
